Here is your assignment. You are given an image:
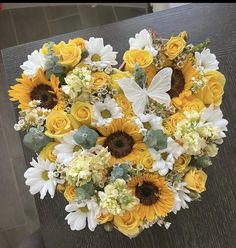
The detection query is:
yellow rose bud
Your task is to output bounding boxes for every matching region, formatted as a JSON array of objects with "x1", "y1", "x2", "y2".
[
  {"x1": 195, "y1": 70, "x2": 225, "y2": 106},
  {"x1": 91, "y1": 71, "x2": 111, "y2": 91},
  {"x1": 165, "y1": 36, "x2": 186, "y2": 60},
  {"x1": 110, "y1": 70, "x2": 132, "y2": 93},
  {"x1": 64, "y1": 185, "x2": 76, "y2": 202},
  {"x1": 182, "y1": 98, "x2": 205, "y2": 113},
  {"x1": 184, "y1": 168, "x2": 207, "y2": 193},
  {"x1": 138, "y1": 150, "x2": 154, "y2": 170},
  {"x1": 53, "y1": 41, "x2": 82, "y2": 67},
  {"x1": 163, "y1": 112, "x2": 185, "y2": 136},
  {"x1": 113, "y1": 211, "x2": 143, "y2": 238},
  {"x1": 123, "y1": 49, "x2": 153, "y2": 72},
  {"x1": 114, "y1": 93, "x2": 134, "y2": 118},
  {"x1": 173, "y1": 154, "x2": 191, "y2": 173},
  {"x1": 68, "y1": 37, "x2": 85, "y2": 50},
  {"x1": 45, "y1": 110, "x2": 72, "y2": 138},
  {"x1": 97, "y1": 212, "x2": 113, "y2": 224},
  {"x1": 40, "y1": 142, "x2": 59, "y2": 162},
  {"x1": 71, "y1": 101, "x2": 92, "y2": 126}
]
